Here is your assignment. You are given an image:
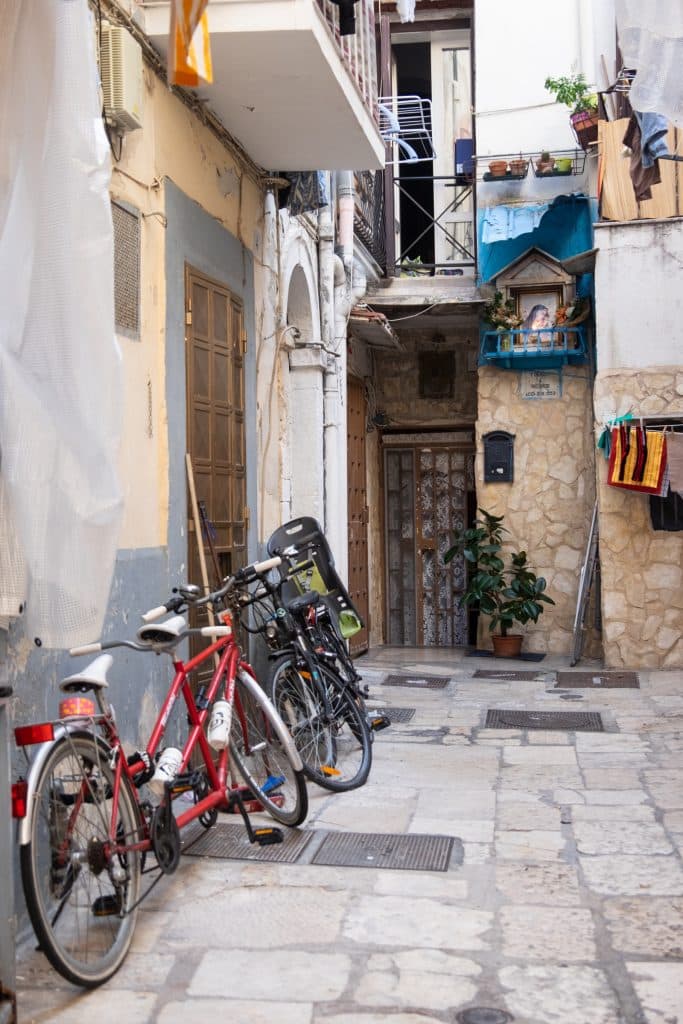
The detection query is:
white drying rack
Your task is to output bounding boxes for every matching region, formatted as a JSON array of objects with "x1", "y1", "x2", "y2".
[{"x1": 378, "y1": 95, "x2": 436, "y2": 163}]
